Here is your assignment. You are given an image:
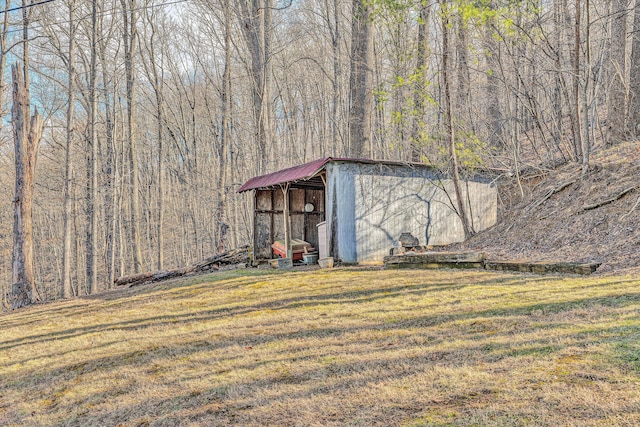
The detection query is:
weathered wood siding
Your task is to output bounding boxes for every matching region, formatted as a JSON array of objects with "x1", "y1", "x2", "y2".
[
  {"x1": 326, "y1": 162, "x2": 497, "y2": 263},
  {"x1": 253, "y1": 188, "x2": 325, "y2": 259}
]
